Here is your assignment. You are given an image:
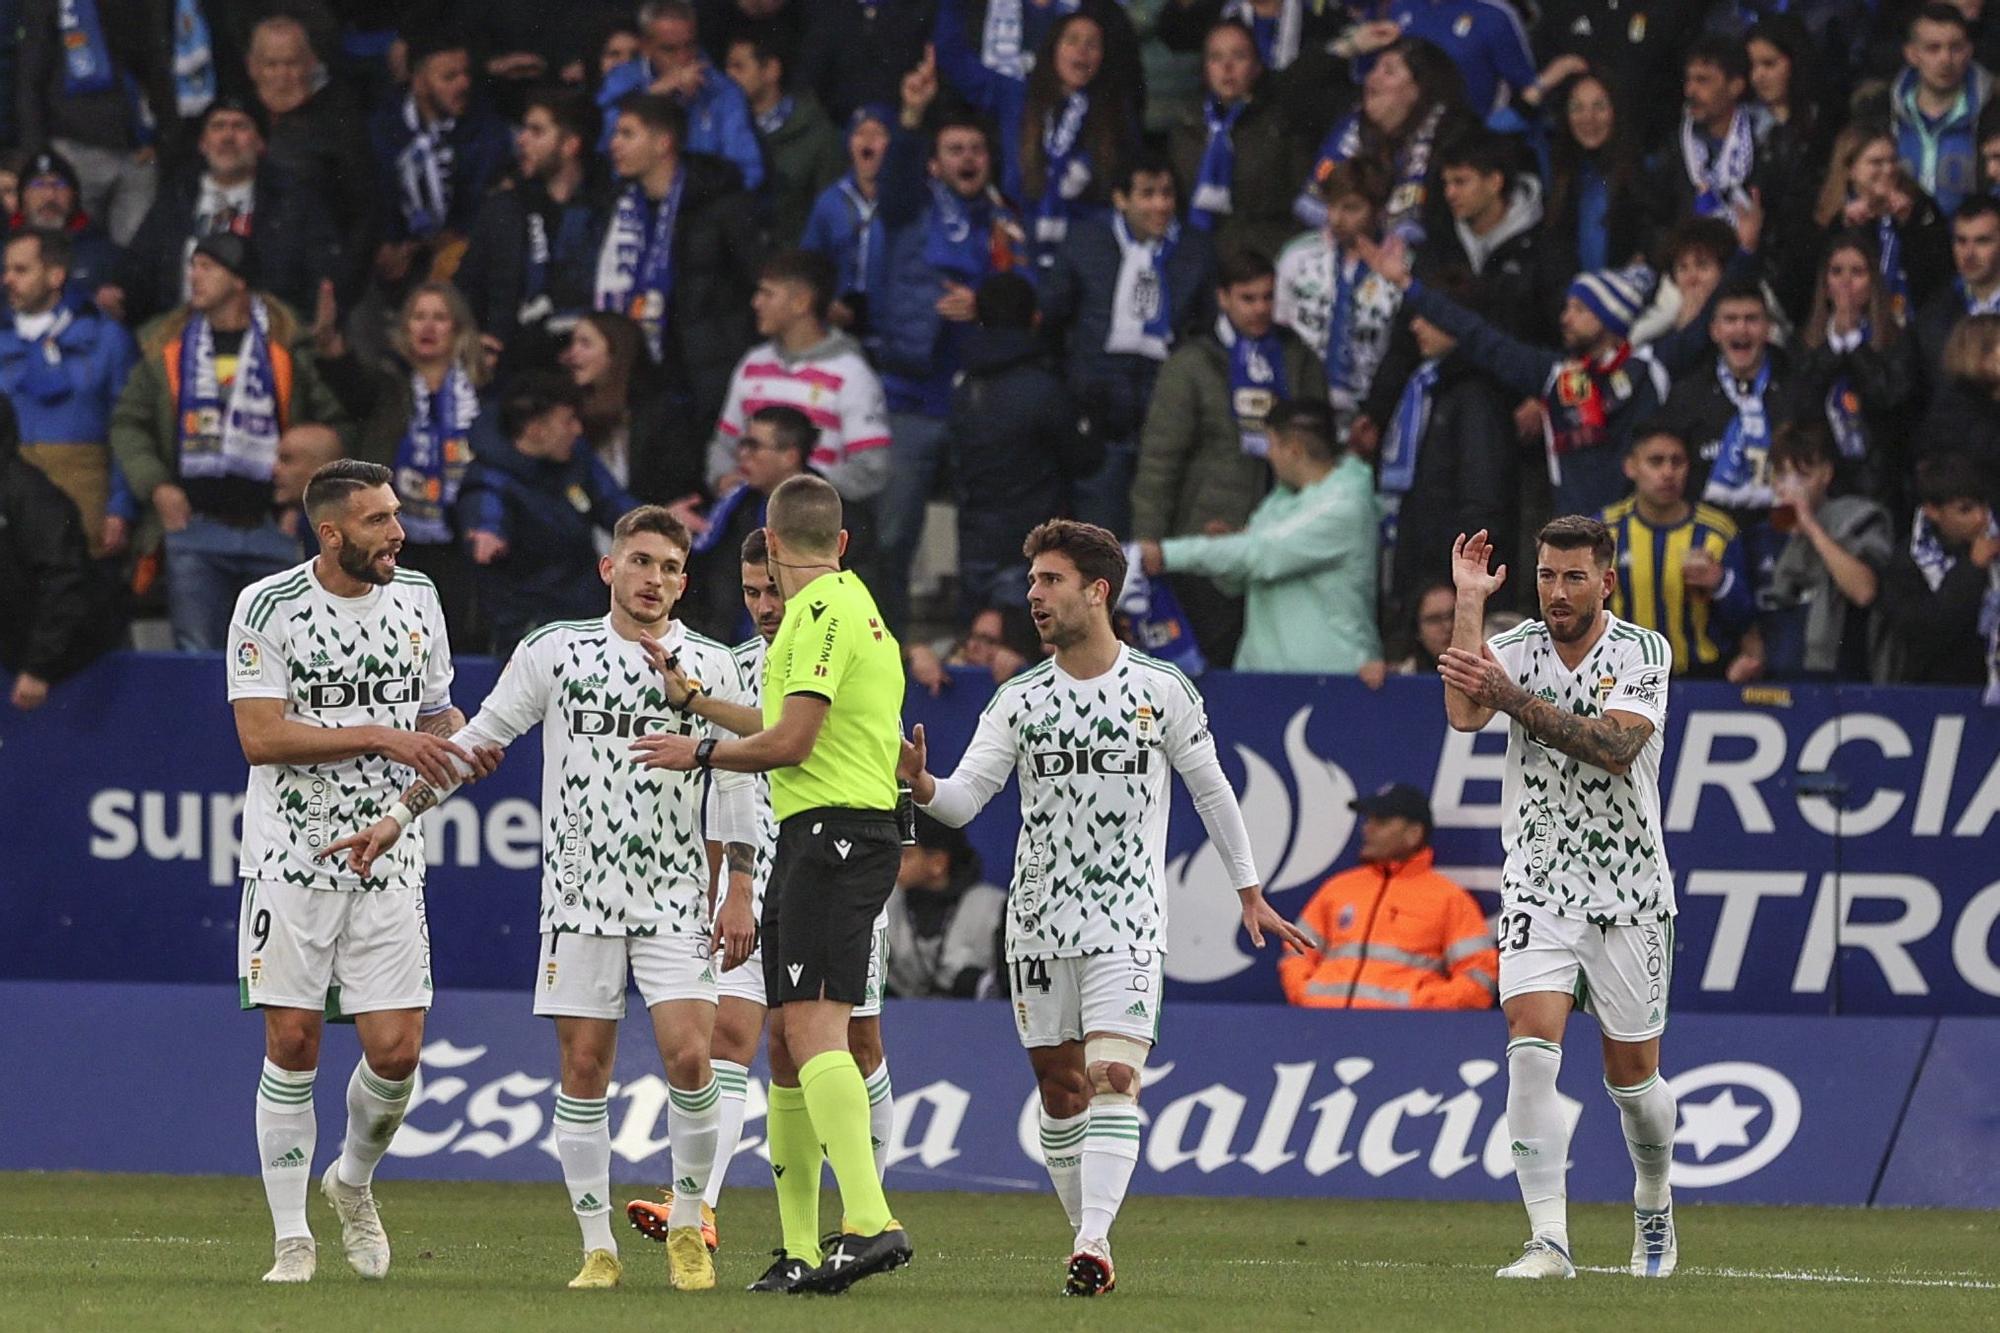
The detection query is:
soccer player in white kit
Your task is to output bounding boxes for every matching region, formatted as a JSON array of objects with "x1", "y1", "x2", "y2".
[
  {"x1": 624, "y1": 526, "x2": 898, "y2": 1257},
  {"x1": 1438, "y1": 520, "x2": 1680, "y2": 1281},
  {"x1": 228, "y1": 461, "x2": 499, "y2": 1284},
  {"x1": 899, "y1": 520, "x2": 1310, "y2": 1296},
  {"x1": 320, "y1": 507, "x2": 758, "y2": 1292}
]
